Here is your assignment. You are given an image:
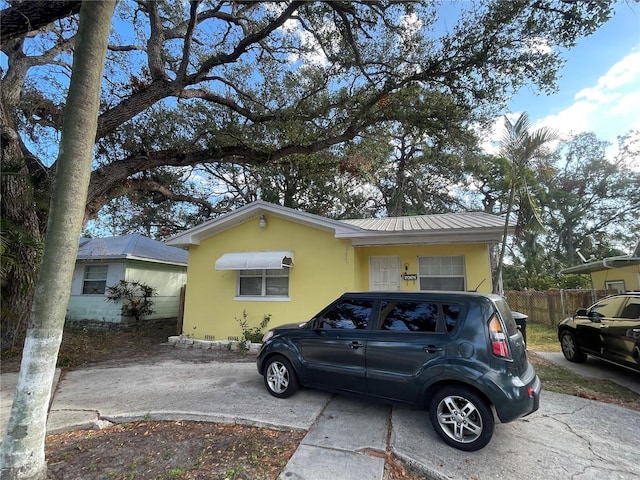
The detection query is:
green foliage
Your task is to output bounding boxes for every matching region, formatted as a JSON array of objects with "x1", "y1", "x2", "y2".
[
  {"x1": 235, "y1": 311, "x2": 271, "y2": 344},
  {"x1": 105, "y1": 280, "x2": 157, "y2": 328}
]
